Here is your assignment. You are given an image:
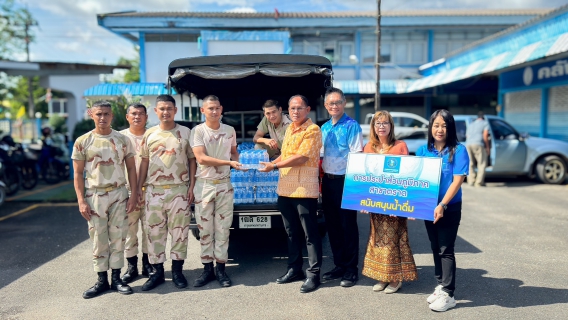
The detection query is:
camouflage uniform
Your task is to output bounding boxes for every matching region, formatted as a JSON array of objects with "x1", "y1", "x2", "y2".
[
  {"x1": 140, "y1": 124, "x2": 195, "y2": 264},
  {"x1": 71, "y1": 130, "x2": 135, "y2": 272},
  {"x1": 190, "y1": 123, "x2": 237, "y2": 263},
  {"x1": 119, "y1": 129, "x2": 147, "y2": 258}
]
